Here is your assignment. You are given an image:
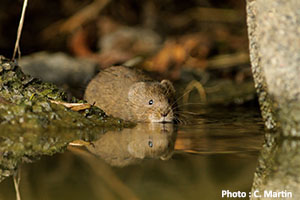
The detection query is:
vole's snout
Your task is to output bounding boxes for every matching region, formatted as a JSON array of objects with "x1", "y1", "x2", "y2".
[
  {"x1": 162, "y1": 112, "x2": 168, "y2": 117},
  {"x1": 161, "y1": 109, "x2": 174, "y2": 121},
  {"x1": 161, "y1": 108, "x2": 172, "y2": 117}
]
